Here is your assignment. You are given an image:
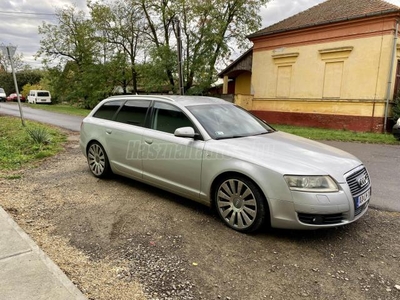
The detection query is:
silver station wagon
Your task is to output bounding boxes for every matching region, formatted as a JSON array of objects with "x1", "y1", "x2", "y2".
[{"x1": 80, "y1": 95, "x2": 371, "y2": 232}]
